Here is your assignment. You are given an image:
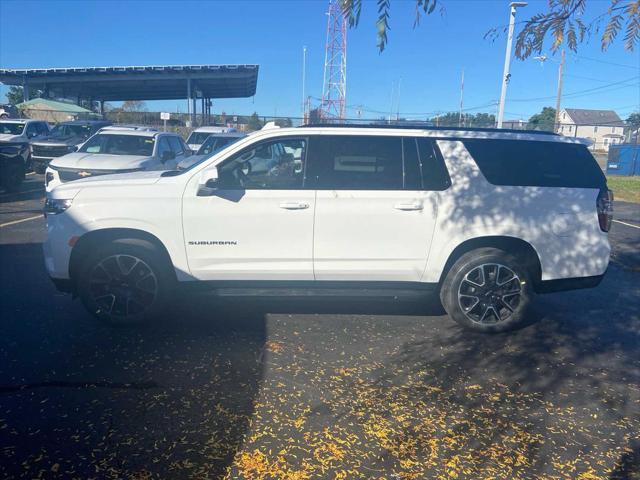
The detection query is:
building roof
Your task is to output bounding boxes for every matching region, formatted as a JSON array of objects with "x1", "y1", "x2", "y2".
[
  {"x1": 563, "y1": 108, "x2": 624, "y2": 126},
  {"x1": 17, "y1": 98, "x2": 94, "y2": 113},
  {"x1": 0, "y1": 64, "x2": 259, "y2": 101}
]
